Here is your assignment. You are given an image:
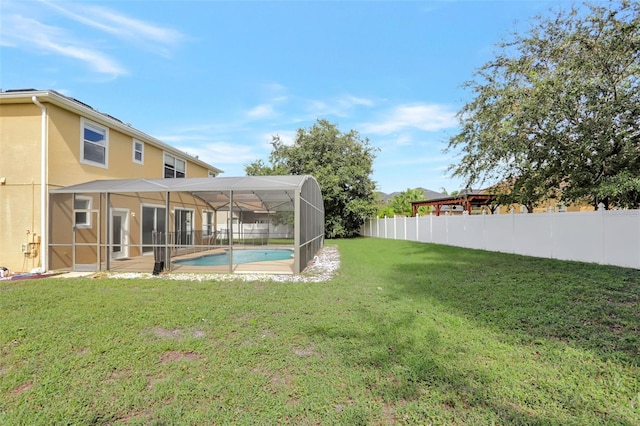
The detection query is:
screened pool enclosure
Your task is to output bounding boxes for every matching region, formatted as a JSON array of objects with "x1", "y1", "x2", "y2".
[{"x1": 49, "y1": 176, "x2": 324, "y2": 274}]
